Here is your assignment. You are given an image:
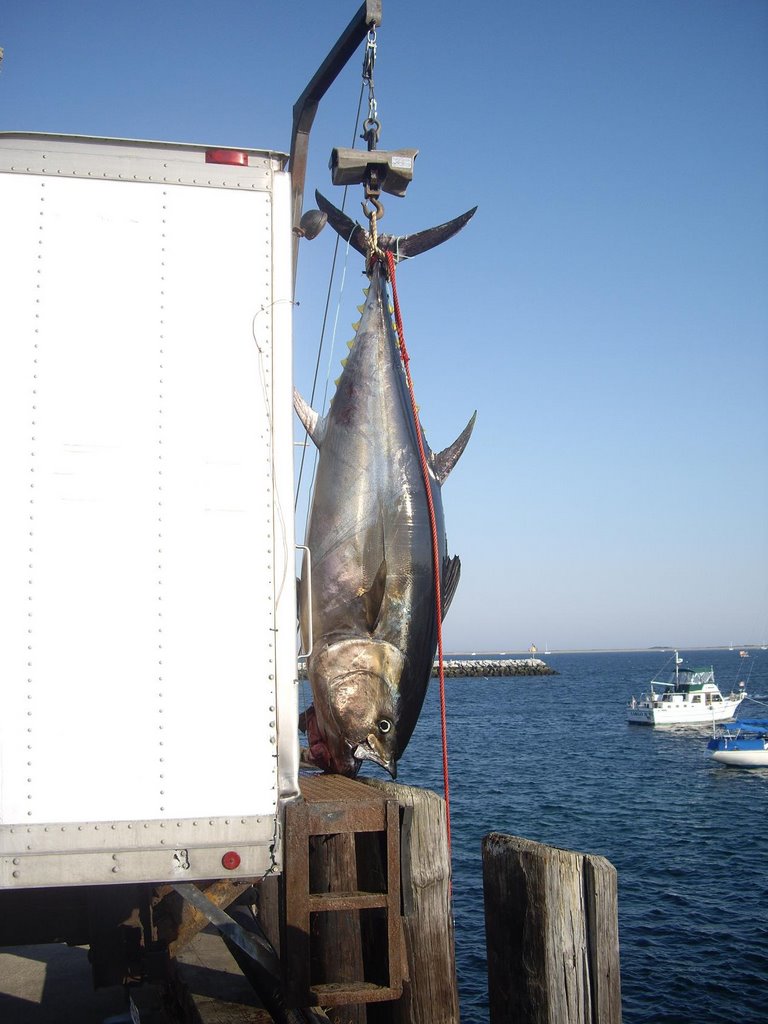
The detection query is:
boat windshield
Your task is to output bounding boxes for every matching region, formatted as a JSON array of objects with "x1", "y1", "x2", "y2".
[{"x1": 653, "y1": 666, "x2": 715, "y2": 689}]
